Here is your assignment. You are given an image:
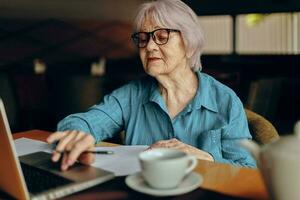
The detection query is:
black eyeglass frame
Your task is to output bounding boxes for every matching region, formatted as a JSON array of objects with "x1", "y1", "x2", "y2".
[{"x1": 131, "y1": 28, "x2": 180, "y2": 48}]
